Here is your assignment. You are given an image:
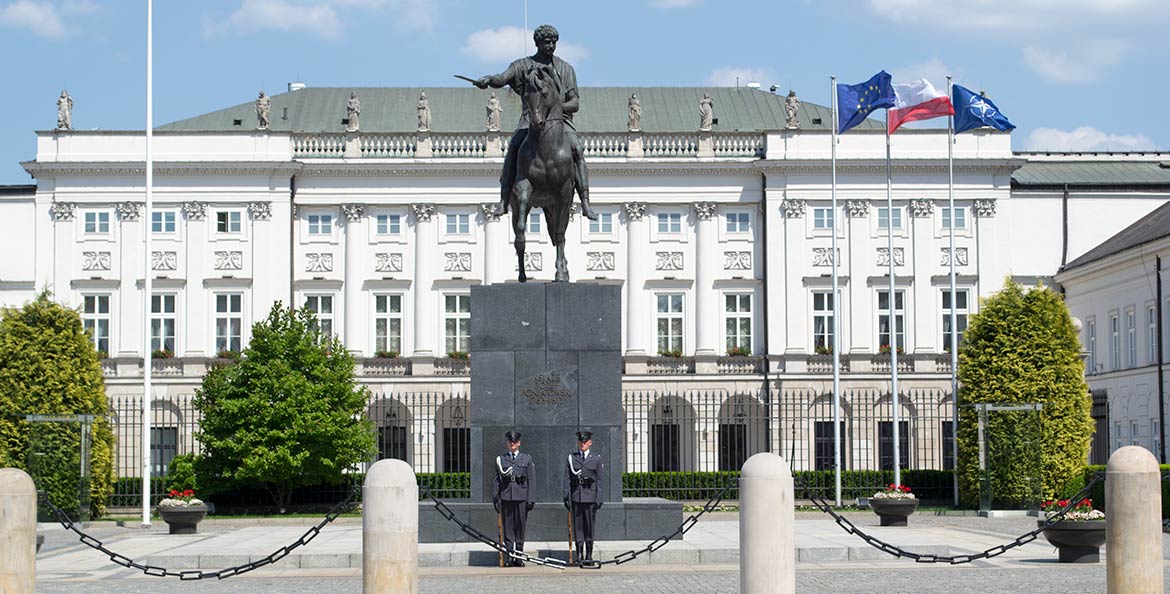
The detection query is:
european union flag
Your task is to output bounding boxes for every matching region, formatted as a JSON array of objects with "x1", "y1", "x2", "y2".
[
  {"x1": 837, "y1": 71, "x2": 895, "y2": 134},
  {"x1": 953, "y1": 84, "x2": 1015, "y2": 134}
]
